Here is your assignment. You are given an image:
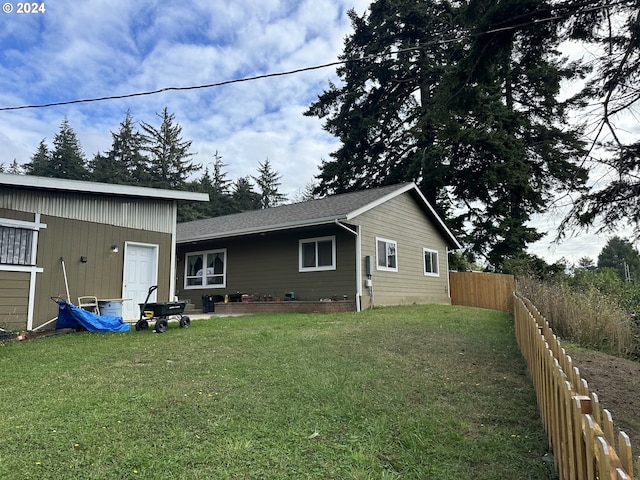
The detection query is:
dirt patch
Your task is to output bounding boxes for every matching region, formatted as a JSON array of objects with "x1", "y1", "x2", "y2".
[{"x1": 566, "y1": 348, "x2": 640, "y2": 449}]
